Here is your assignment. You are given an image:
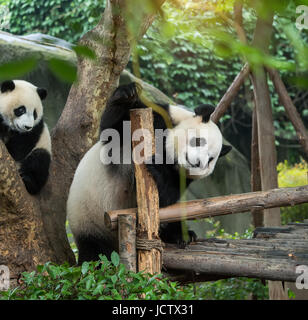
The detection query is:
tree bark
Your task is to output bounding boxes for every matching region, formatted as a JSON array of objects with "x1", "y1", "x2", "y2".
[
  {"x1": 0, "y1": 141, "x2": 56, "y2": 282},
  {"x1": 0, "y1": 0, "x2": 165, "y2": 279}
]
